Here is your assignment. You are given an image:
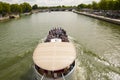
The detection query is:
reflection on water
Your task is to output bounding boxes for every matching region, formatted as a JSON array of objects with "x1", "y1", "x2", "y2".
[{"x1": 0, "y1": 12, "x2": 120, "y2": 80}]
